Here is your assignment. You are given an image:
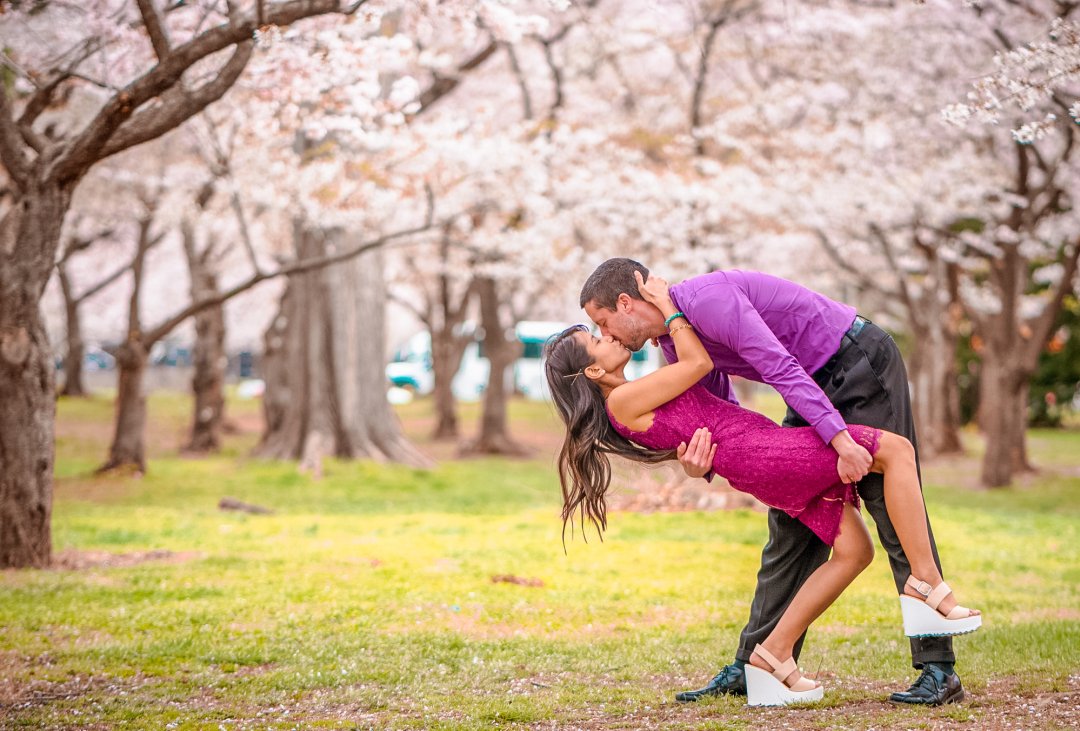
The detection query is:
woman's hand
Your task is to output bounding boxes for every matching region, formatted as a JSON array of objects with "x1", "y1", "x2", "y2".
[{"x1": 635, "y1": 270, "x2": 672, "y2": 308}]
